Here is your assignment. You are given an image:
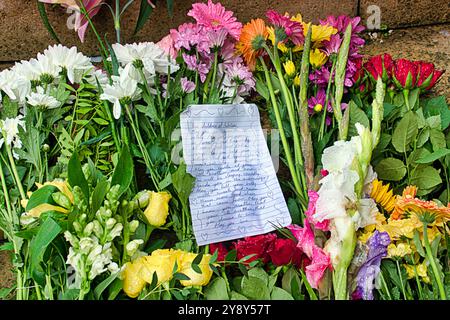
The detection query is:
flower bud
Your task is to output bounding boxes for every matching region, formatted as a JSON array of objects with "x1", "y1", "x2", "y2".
[
  {"x1": 126, "y1": 239, "x2": 144, "y2": 257},
  {"x1": 41, "y1": 144, "x2": 50, "y2": 153},
  {"x1": 129, "y1": 220, "x2": 139, "y2": 234},
  {"x1": 93, "y1": 220, "x2": 103, "y2": 238},
  {"x1": 108, "y1": 223, "x2": 123, "y2": 241},
  {"x1": 143, "y1": 191, "x2": 172, "y2": 227},
  {"x1": 106, "y1": 218, "x2": 117, "y2": 230},
  {"x1": 52, "y1": 192, "x2": 72, "y2": 209},
  {"x1": 73, "y1": 221, "x2": 82, "y2": 233},
  {"x1": 83, "y1": 222, "x2": 94, "y2": 236},
  {"x1": 134, "y1": 190, "x2": 151, "y2": 209}
]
